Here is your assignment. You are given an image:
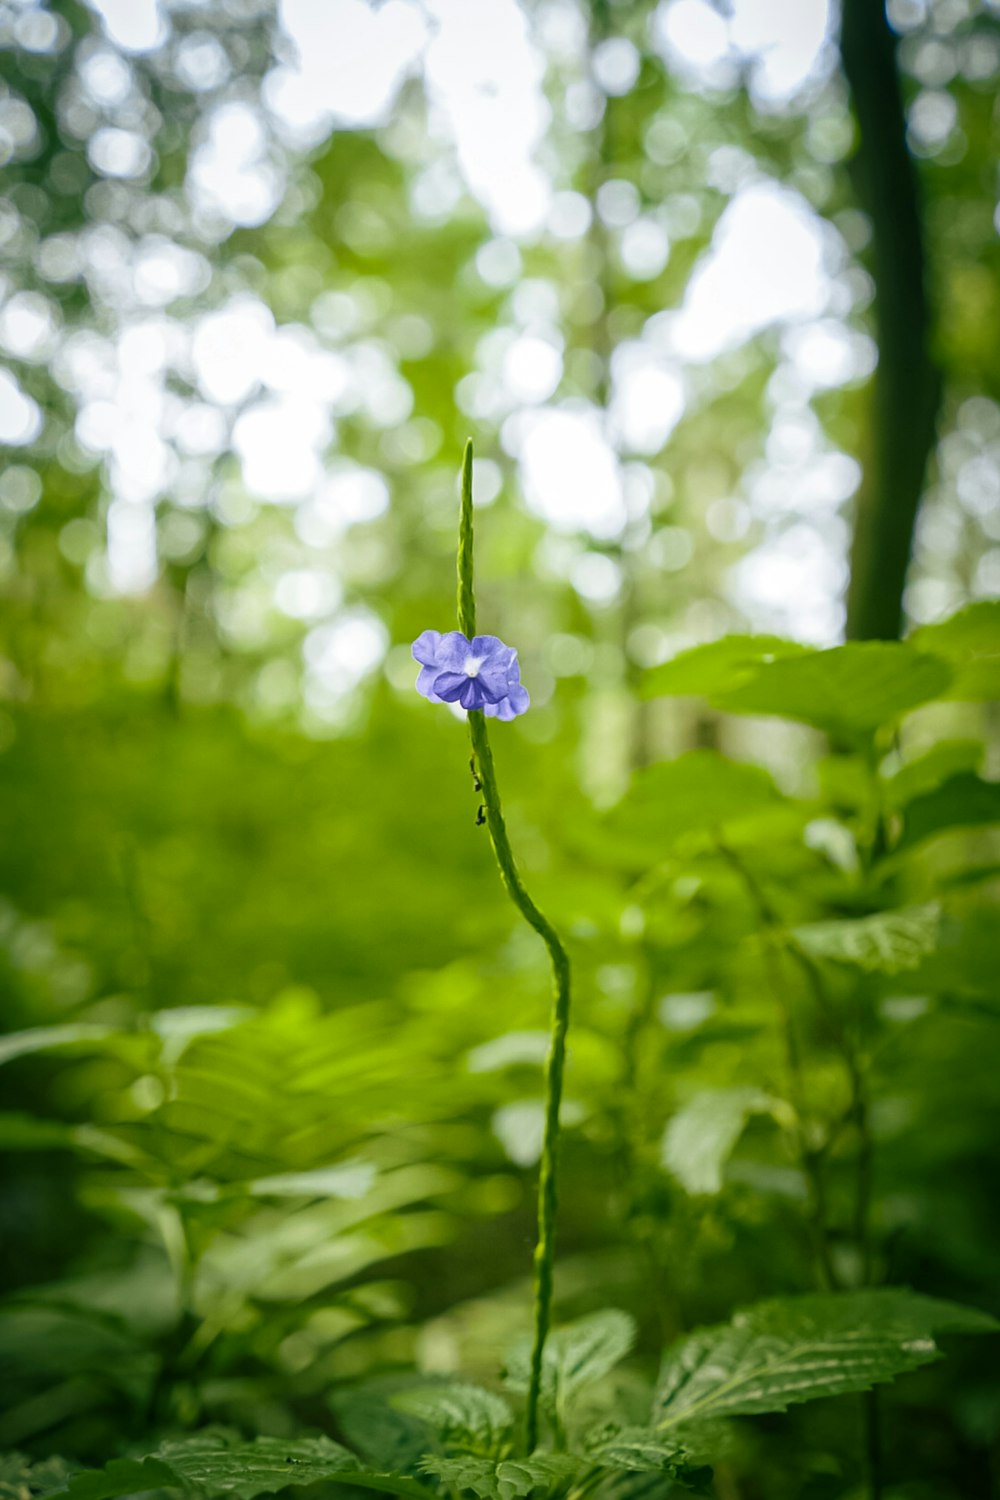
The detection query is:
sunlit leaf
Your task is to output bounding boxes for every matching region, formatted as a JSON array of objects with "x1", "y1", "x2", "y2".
[
  {"x1": 883, "y1": 739, "x2": 985, "y2": 809},
  {"x1": 504, "y1": 1310, "x2": 636, "y2": 1409},
  {"x1": 596, "y1": 752, "x2": 781, "y2": 865},
  {"x1": 911, "y1": 602, "x2": 1000, "y2": 700},
  {"x1": 419, "y1": 1453, "x2": 580, "y2": 1500},
  {"x1": 642, "y1": 636, "x2": 810, "y2": 700},
  {"x1": 0, "y1": 1025, "x2": 117, "y2": 1067},
  {"x1": 43, "y1": 1439, "x2": 439, "y2": 1500},
  {"x1": 392, "y1": 1384, "x2": 513, "y2": 1455},
  {"x1": 656, "y1": 1291, "x2": 998, "y2": 1428},
  {"x1": 662, "y1": 1089, "x2": 775, "y2": 1195},
  {"x1": 792, "y1": 904, "x2": 941, "y2": 974},
  {"x1": 711, "y1": 643, "x2": 952, "y2": 734}
]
